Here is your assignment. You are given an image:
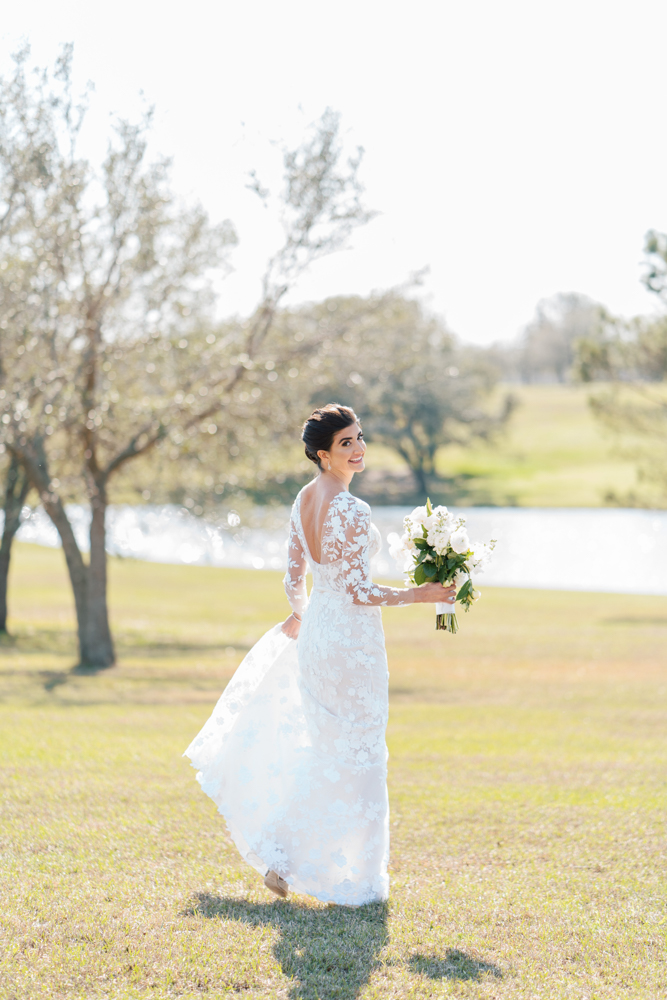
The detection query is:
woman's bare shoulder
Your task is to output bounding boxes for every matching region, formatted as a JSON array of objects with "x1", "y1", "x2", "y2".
[{"x1": 298, "y1": 478, "x2": 318, "y2": 509}]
